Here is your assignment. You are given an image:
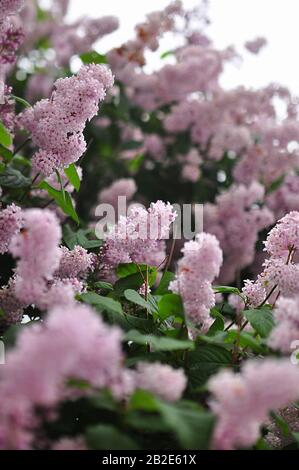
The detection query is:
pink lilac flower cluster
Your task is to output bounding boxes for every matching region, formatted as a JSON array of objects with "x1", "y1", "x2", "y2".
[
  {"x1": 18, "y1": 64, "x2": 114, "y2": 176},
  {"x1": 101, "y1": 201, "x2": 177, "y2": 282},
  {"x1": 170, "y1": 233, "x2": 223, "y2": 333},
  {"x1": 203, "y1": 181, "x2": 274, "y2": 283},
  {"x1": 55, "y1": 245, "x2": 95, "y2": 280},
  {"x1": 0, "y1": 278, "x2": 24, "y2": 331},
  {"x1": 0, "y1": 303, "x2": 133, "y2": 449},
  {"x1": 98, "y1": 178, "x2": 137, "y2": 212},
  {"x1": 208, "y1": 359, "x2": 299, "y2": 449},
  {"x1": 0, "y1": 85, "x2": 15, "y2": 132},
  {"x1": 0, "y1": 0, "x2": 24, "y2": 17},
  {"x1": 9, "y1": 208, "x2": 62, "y2": 306},
  {"x1": 266, "y1": 174, "x2": 299, "y2": 219},
  {"x1": 0, "y1": 0, "x2": 24, "y2": 65},
  {"x1": 108, "y1": 1, "x2": 183, "y2": 77},
  {"x1": 179, "y1": 148, "x2": 202, "y2": 182},
  {"x1": 0, "y1": 19, "x2": 24, "y2": 65},
  {"x1": 163, "y1": 84, "x2": 299, "y2": 186},
  {"x1": 235, "y1": 211, "x2": 299, "y2": 312},
  {"x1": 0, "y1": 203, "x2": 23, "y2": 254},
  {"x1": 52, "y1": 16, "x2": 119, "y2": 67},
  {"x1": 135, "y1": 362, "x2": 186, "y2": 402},
  {"x1": 268, "y1": 296, "x2": 299, "y2": 353}
]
